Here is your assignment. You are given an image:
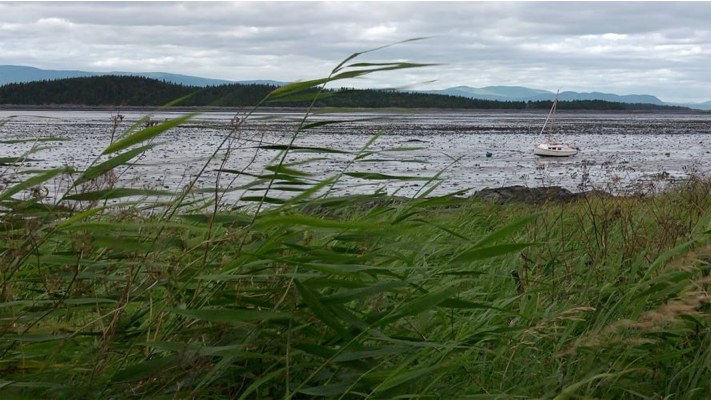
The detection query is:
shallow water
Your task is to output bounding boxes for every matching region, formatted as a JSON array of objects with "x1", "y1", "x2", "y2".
[{"x1": 2, "y1": 109, "x2": 711, "y2": 203}]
